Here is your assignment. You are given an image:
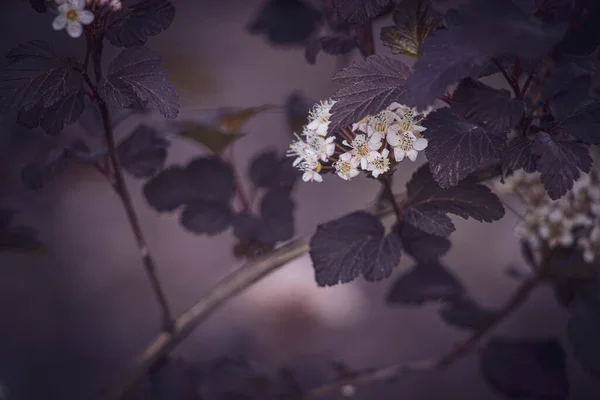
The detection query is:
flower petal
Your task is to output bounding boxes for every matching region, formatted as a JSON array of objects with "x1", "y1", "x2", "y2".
[
  {"x1": 394, "y1": 148, "x2": 405, "y2": 162},
  {"x1": 70, "y1": 0, "x2": 86, "y2": 10},
  {"x1": 78, "y1": 10, "x2": 95, "y2": 25},
  {"x1": 407, "y1": 149, "x2": 418, "y2": 162},
  {"x1": 58, "y1": 4, "x2": 71, "y2": 13},
  {"x1": 413, "y1": 138, "x2": 428, "y2": 151},
  {"x1": 67, "y1": 21, "x2": 83, "y2": 38},
  {"x1": 386, "y1": 132, "x2": 399, "y2": 146},
  {"x1": 52, "y1": 15, "x2": 67, "y2": 30},
  {"x1": 360, "y1": 158, "x2": 368, "y2": 170}
]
